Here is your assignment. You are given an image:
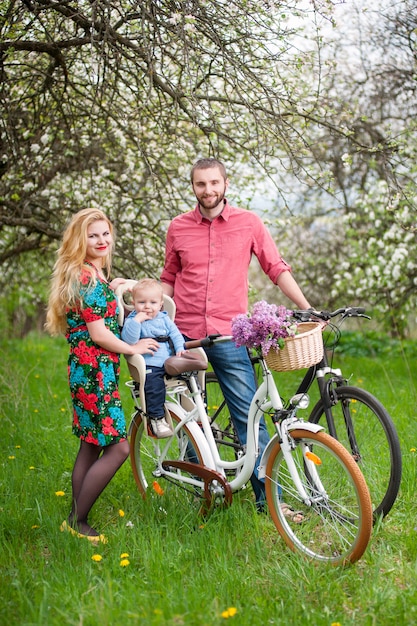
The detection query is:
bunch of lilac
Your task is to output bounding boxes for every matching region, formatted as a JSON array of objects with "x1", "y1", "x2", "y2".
[{"x1": 231, "y1": 300, "x2": 297, "y2": 356}]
